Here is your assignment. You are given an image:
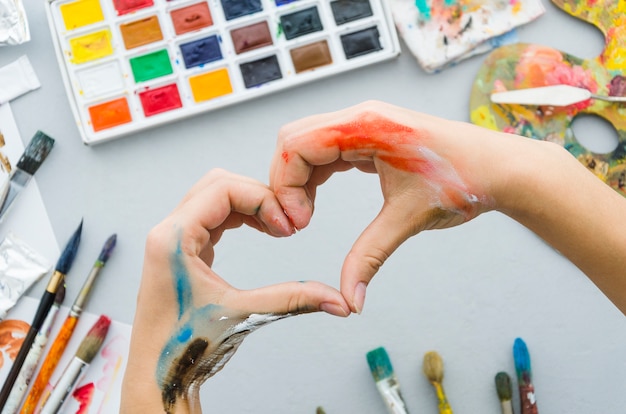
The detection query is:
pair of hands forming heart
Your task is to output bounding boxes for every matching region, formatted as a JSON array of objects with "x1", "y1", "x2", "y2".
[{"x1": 120, "y1": 101, "x2": 626, "y2": 414}]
